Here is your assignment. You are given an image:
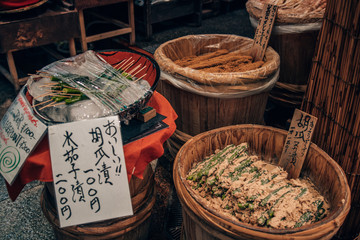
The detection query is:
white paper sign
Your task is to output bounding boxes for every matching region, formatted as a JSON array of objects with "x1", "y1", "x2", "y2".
[
  {"x1": 0, "y1": 88, "x2": 47, "y2": 185},
  {"x1": 48, "y1": 116, "x2": 133, "y2": 228}
]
